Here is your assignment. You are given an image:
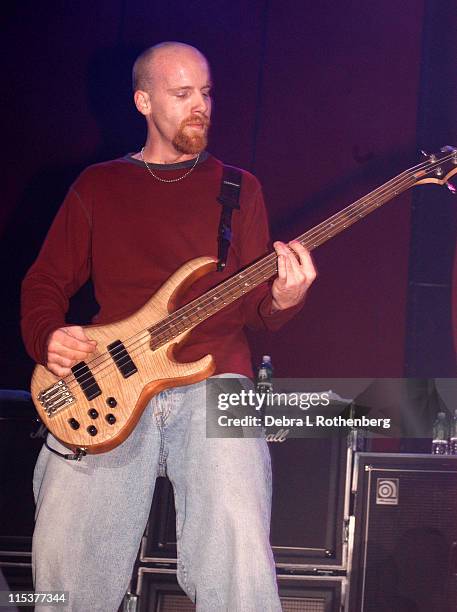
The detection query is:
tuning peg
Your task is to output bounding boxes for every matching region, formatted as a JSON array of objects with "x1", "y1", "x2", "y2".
[
  {"x1": 421, "y1": 149, "x2": 437, "y2": 162},
  {"x1": 446, "y1": 181, "x2": 456, "y2": 194},
  {"x1": 440, "y1": 145, "x2": 457, "y2": 153}
]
